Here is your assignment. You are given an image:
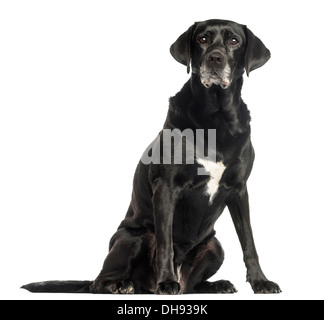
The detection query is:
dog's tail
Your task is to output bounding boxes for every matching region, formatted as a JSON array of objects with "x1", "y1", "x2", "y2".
[{"x1": 21, "y1": 280, "x2": 93, "y2": 293}]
